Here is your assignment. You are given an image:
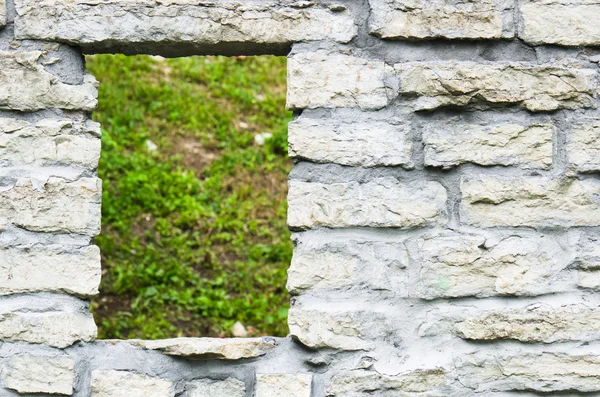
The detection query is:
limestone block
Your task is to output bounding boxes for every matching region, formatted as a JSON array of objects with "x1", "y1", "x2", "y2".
[
  {"x1": 288, "y1": 116, "x2": 413, "y2": 167},
  {"x1": 0, "y1": 117, "x2": 101, "y2": 169},
  {"x1": 0, "y1": 177, "x2": 102, "y2": 236},
  {"x1": 369, "y1": 0, "x2": 514, "y2": 40},
  {"x1": 287, "y1": 51, "x2": 396, "y2": 111},
  {"x1": 520, "y1": 0, "x2": 600, "y2": 46},
  {"x1": 454, "y1": 304, "x2": 600, "y2": 343},
  {"x1": 0, "y1": 311, "x2": 96, "y2": 348},
  {"x1": 1, "y1": 355, "x2": 75, "y2": 395},
  {"x1": 0, "y1": 51, "x2": 97, "y2": 111},
  {"x1": 0, "y1": 245, "x2": 101, "y2": 297},
  {"x1": 327, "y1": 369, "x2": 446, "y2": 396},
  {"x1": 187, "y1": 378, "x2": 245, "y2": 397},
  {"x1": 567, "y1": 119, "x2": 600, "y2": 172},
  {"x1": 460, "y1": 176, "x2": 600, "y2": 228},
  {"x1": 412, "y1": 231, "x2": 575, "y2": 299},
  {"x1": 287, "y1": 236, "x2": 408, "y2": 293},
  {"x1": 255, "y1": 373, "x2": 312, "y2": 397},
  {"x1": 579, "y1": 271, "x2": 600, "y2": 290},
  {"x1": 123, "y1": 337, "x2": 276, "y2": 359},
  {"x1": 423, "y1": 121, "x2": 553, "y2": 169},
  {"x1": 0, "y1": 0, "x2": 6, "y2": 27},
  {"x1": 15, "y1": 0, "x2": 357, "y2": 53},
  {"x1": 457, "y1": 352, "x2": 600, "y2": 393},
  {"x1": 288, "y1": 178, "x2": 447, "y2": 229},
  {"x1": 91, "y1": 370, "x2": 174, "y2": 397},
  {"x1": 397, "y1": 62, "x2": 596, "y2": 112}
]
